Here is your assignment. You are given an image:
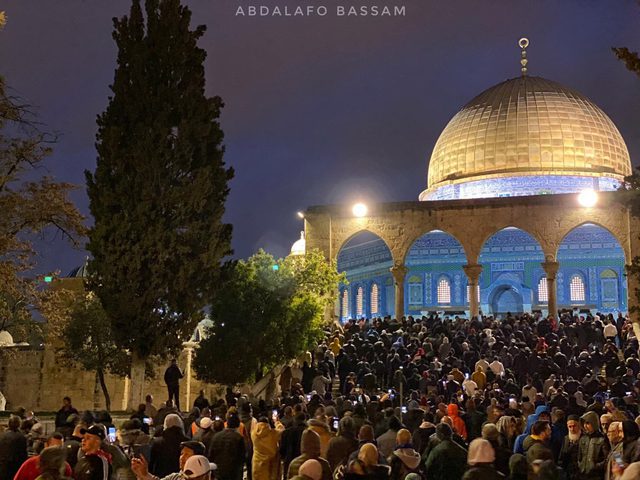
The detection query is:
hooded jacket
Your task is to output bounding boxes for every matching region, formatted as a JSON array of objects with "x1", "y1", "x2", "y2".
[
  {"x1": 447, "y1": 404, "x2": 468, "y2": 441},
  {"x1": 326, "y1": 430, "x2": 358, "y2": 472},
  {"x1": 424, "y1": 438, "x2": 467, "y2": 480},
  {"x1": 388, "y1": 447, "x2": 421, "y2": 480},
  {"x1": 287, "y1": 429, "x2": 332, "y2": 480},
  {"x1": 149, "y1": 419, "x2": 188, "y2": 478},
  {"x1": 251, "y1": 421, "x2": 282, "y2": 480},
  {"x1": 513, "y1": 405, "x2": 547, "y2": 454},
  {"x1": 577, "y1": 411, "x2": 610, "y2": 479},
  {"x1": 307, "y1": 419, "x2": 333, "y2": 458}
]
